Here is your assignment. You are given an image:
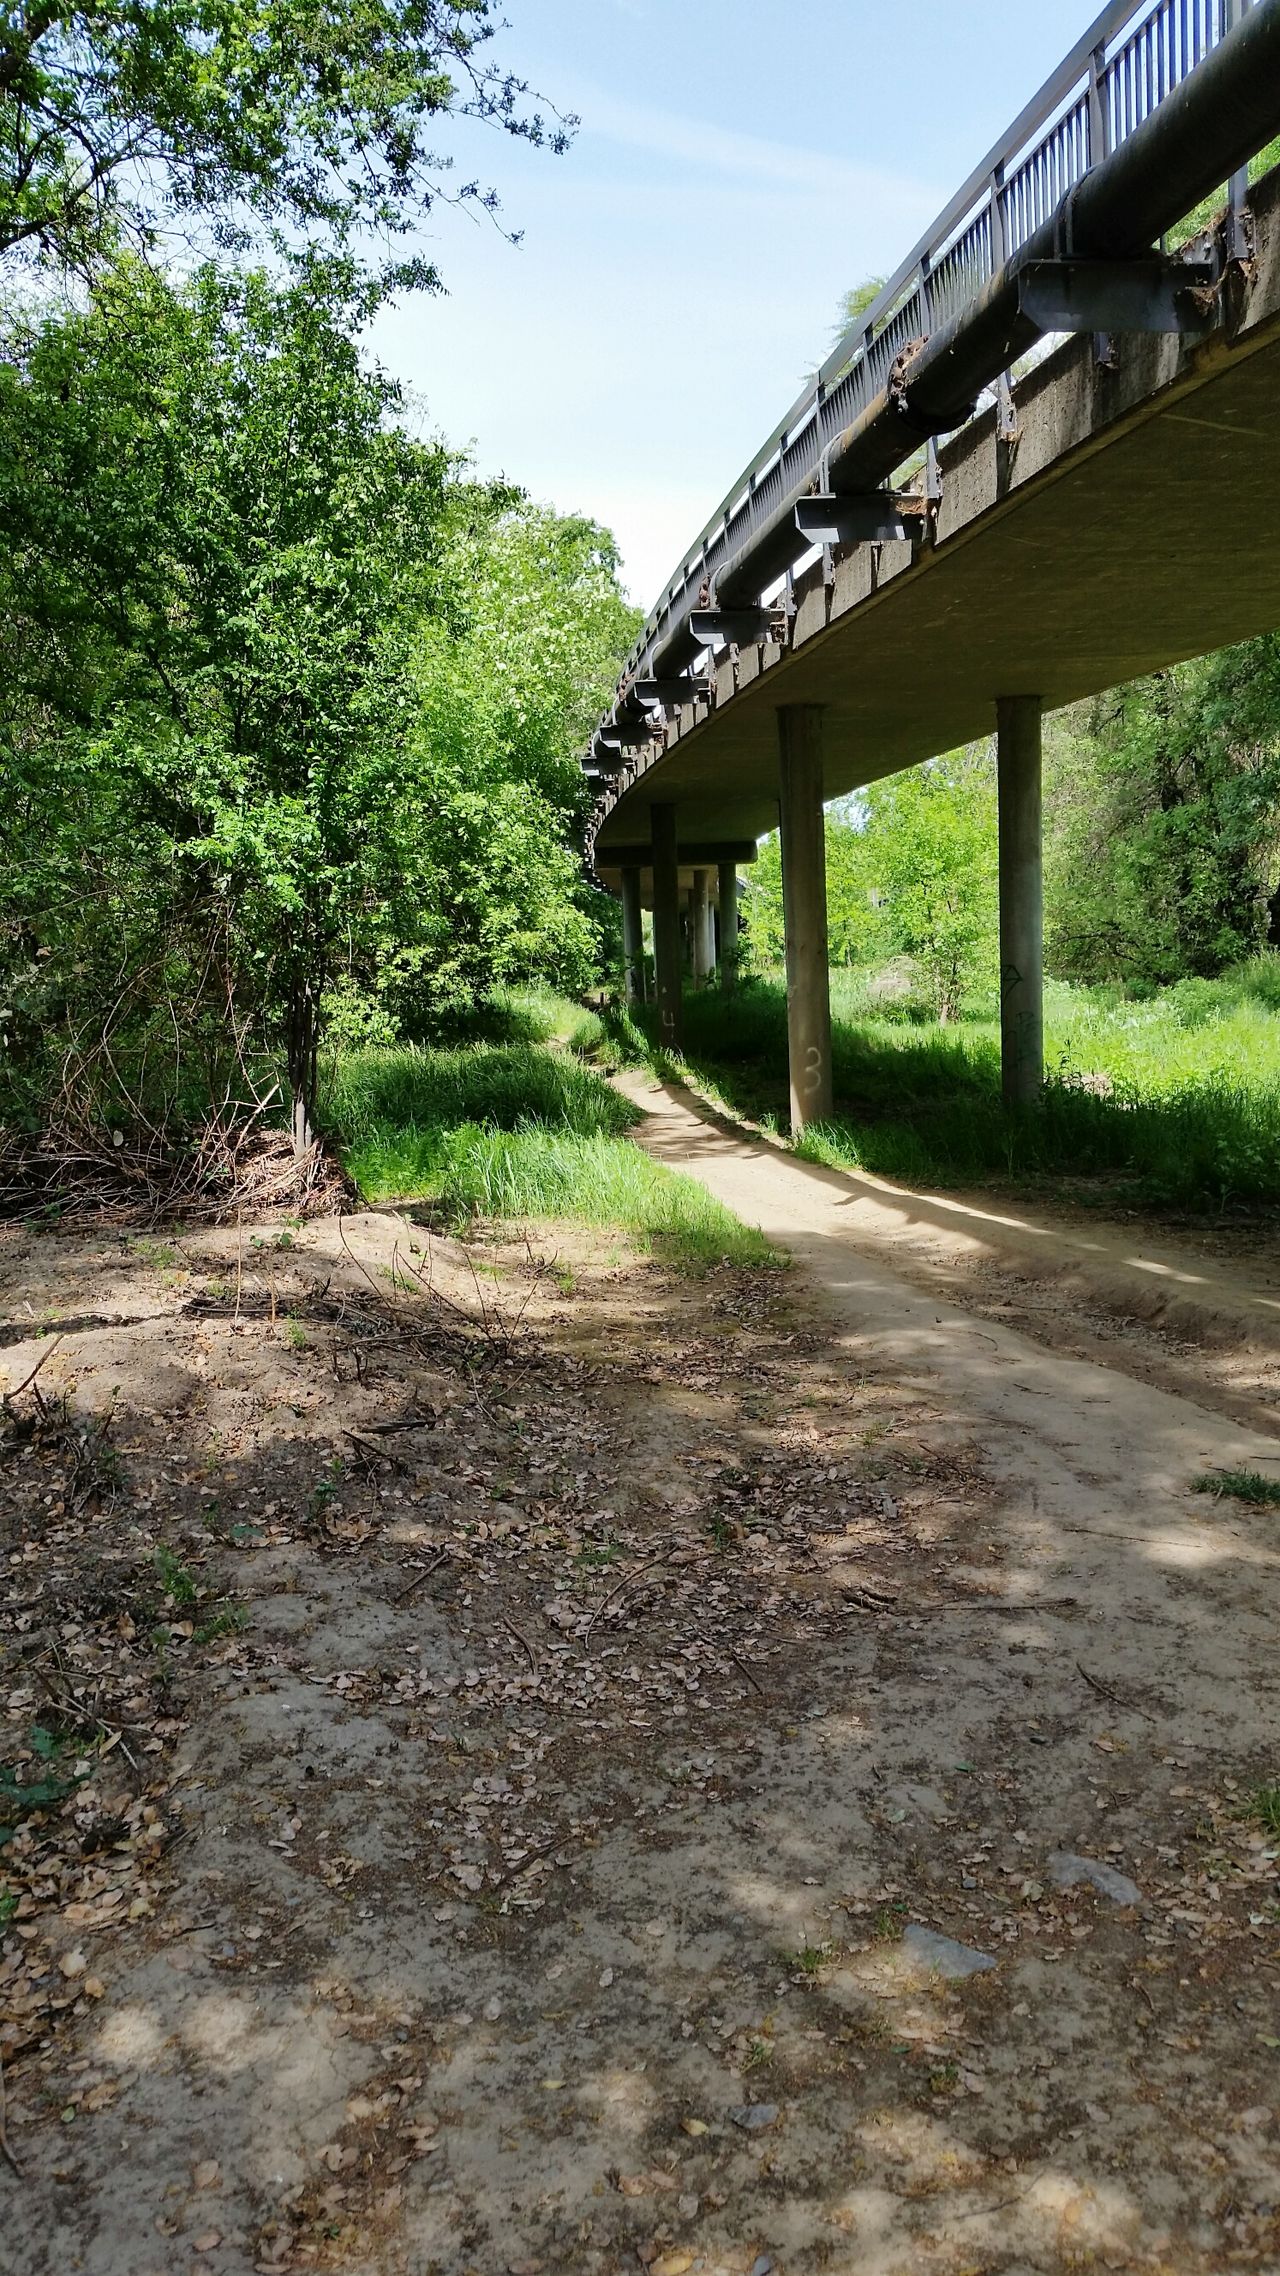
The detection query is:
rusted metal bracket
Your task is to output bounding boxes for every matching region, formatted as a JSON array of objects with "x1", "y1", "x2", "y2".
[
  {"x1": 795, "y1": 492, "x2": 927, "y2": 546},
  {"x1": 599, "y1": 720, "x2": 658, "y2": 750},
  {"x1": 1017, "y1": 255, "x2": 1217, "y2": 335},
  {"x1": 632, "y1": 678, "x2": 711, "y2": 707},
  {"x1": 690, "y1": 607, "x2": 778, "y2": 647}
]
